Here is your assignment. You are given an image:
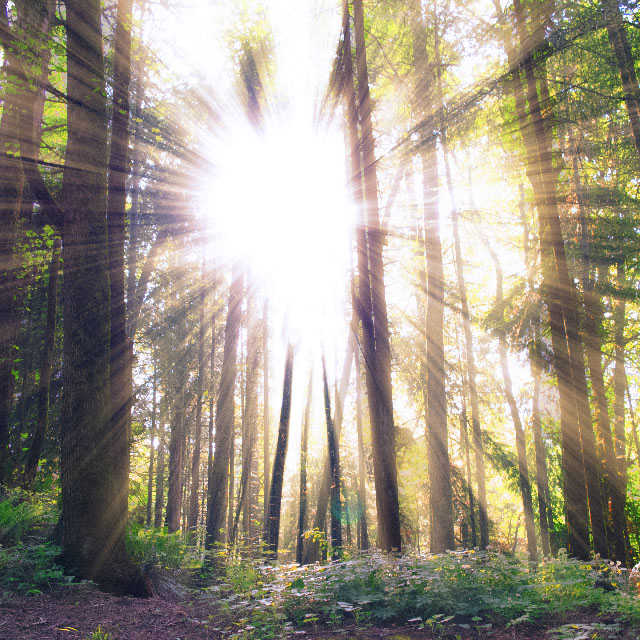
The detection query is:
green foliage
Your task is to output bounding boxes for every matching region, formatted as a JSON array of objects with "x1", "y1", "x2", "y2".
[
  {"x1": 0, "y1": 542, "x2": 70, "y2": 595},
  {"x1": 125, "y1": 522, "x2": 193, "y2": 569},
  {"x1": 210, "y1": 551, "x2": 640, "y2": 636},
  {"x1": 85, "y1": 626, "x2": 112, "y2": 640},
  {"x1": 0, "y1": 489, "x2": 58, "y2": 547}
]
